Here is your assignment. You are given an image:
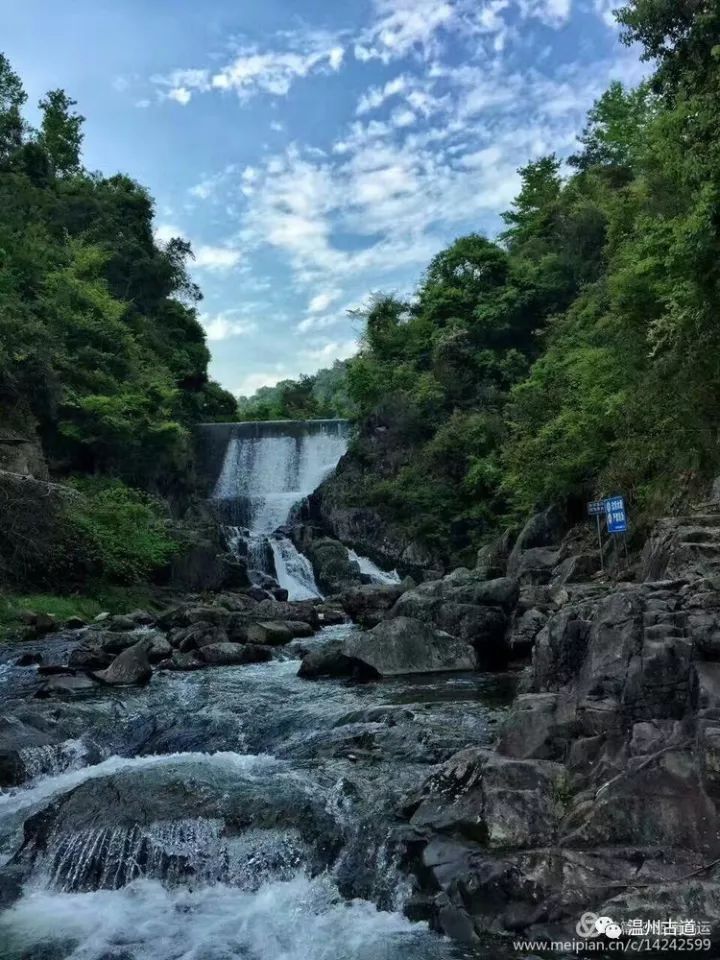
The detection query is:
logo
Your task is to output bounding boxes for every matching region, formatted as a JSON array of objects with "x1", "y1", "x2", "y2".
[{"x1": 577, "y1": 913, "x2": 622, "y2": 939}]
